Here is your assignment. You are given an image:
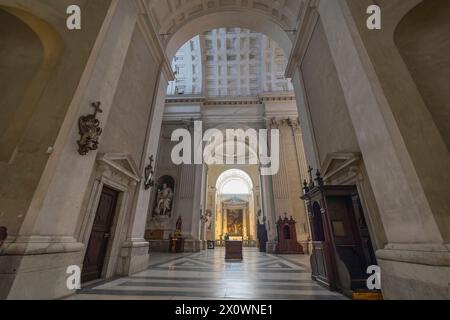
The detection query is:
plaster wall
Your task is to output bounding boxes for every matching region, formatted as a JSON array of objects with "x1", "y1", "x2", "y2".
[
  {"x1": 0, "y1": 0, "x2": 111, "y2": 238},
  {"x1": 301, "y1": 20, "x2": 360, "y2": 166},
  {"x1": 99, "y1": 27, "x2": 159, "y2": 165}
]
